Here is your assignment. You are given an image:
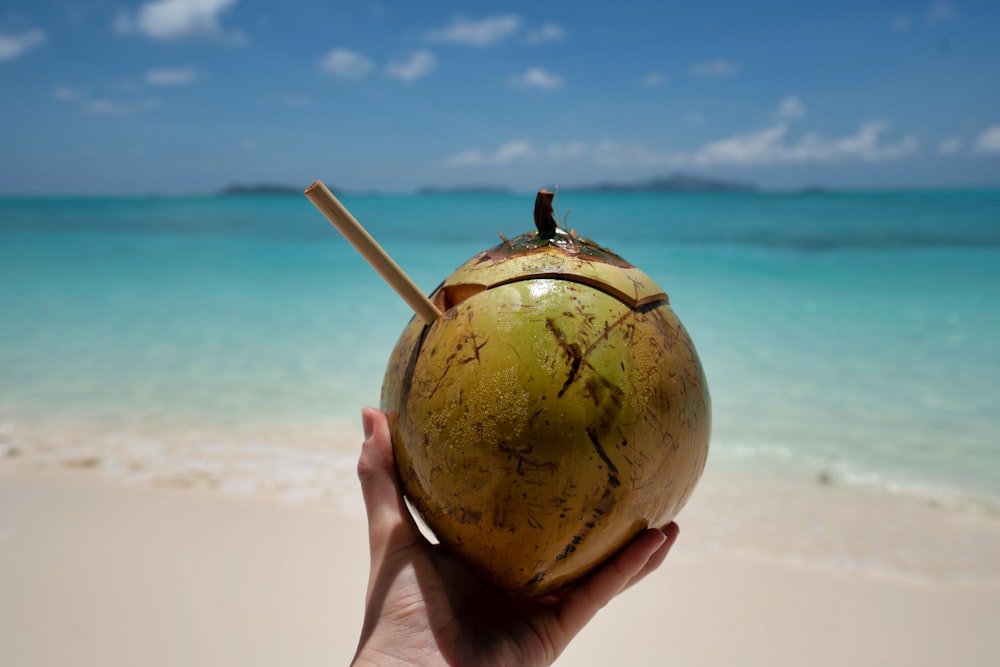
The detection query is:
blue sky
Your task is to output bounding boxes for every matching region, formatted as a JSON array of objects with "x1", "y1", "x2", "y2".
[{"x1": 1, "y1": 0, "x2": 999, "y2": 194}]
